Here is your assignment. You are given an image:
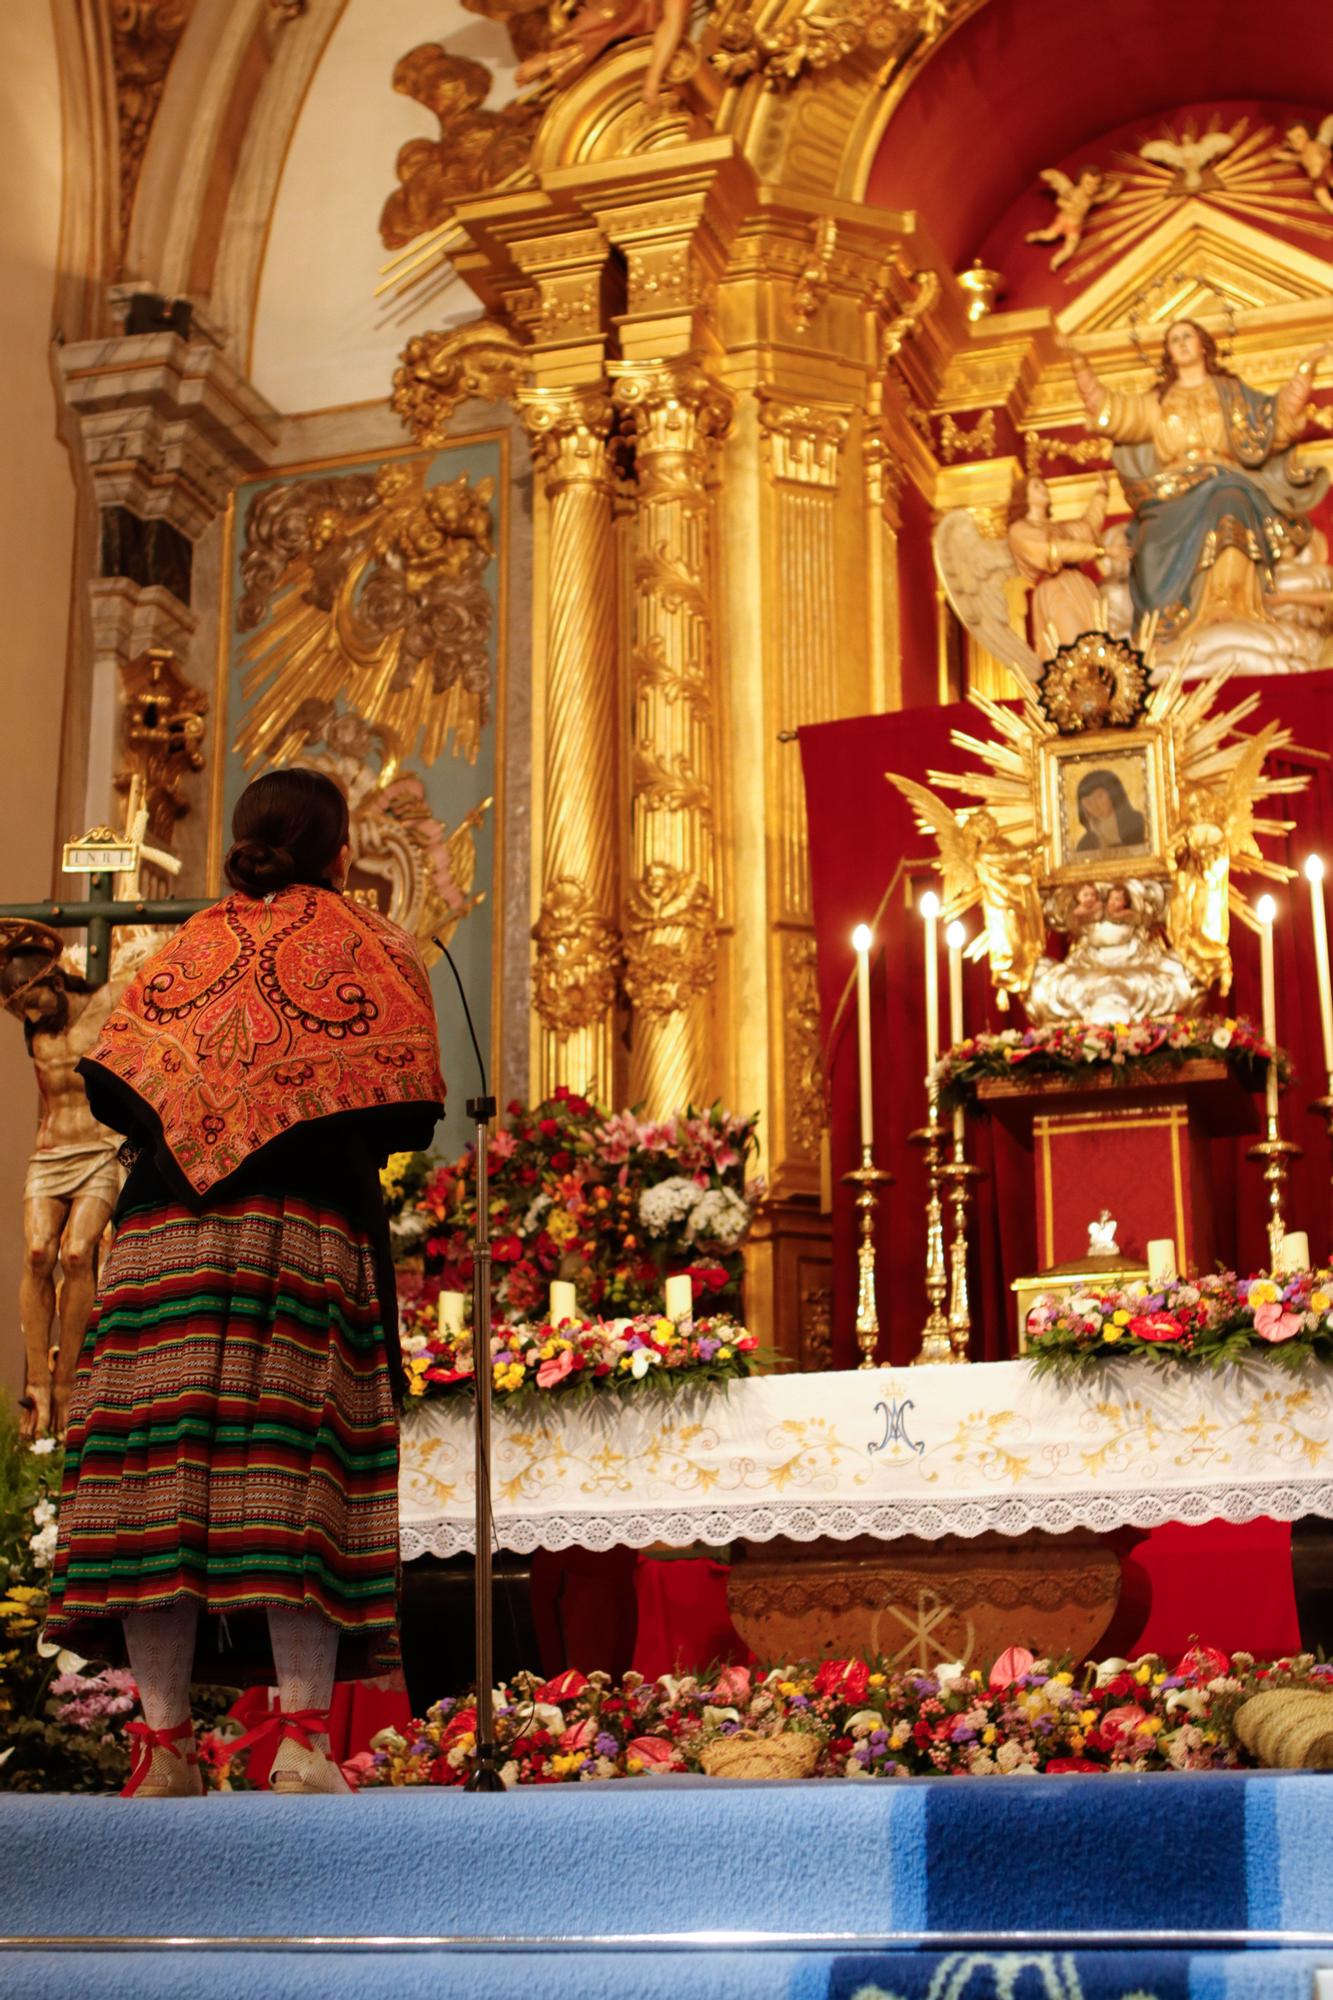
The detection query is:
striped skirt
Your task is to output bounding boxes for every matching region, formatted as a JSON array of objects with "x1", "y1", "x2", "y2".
[{"x1": 46, "y1": 1191, "x2": 400, "y2": 1678}]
